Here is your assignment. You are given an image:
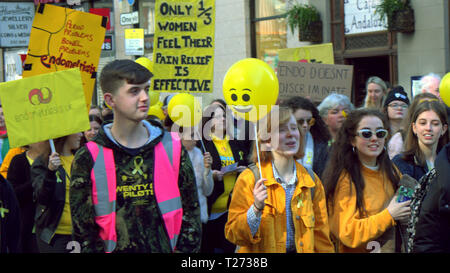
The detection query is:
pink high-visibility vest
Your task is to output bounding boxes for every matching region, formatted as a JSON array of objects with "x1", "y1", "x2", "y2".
[{"x1": 86, "y1": 132, "x2": 183, "y2": 253}]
